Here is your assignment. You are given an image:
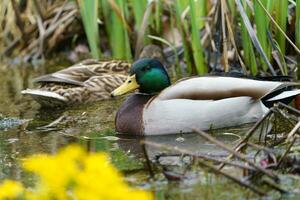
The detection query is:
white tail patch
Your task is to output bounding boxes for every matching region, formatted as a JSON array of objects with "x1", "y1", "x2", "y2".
[
  {"x1": 21, "y1": 89, "x2": 67, "y2": 101},
  {"x1": 267, "y1": 90, "x2": 300, "y2": 102}
]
